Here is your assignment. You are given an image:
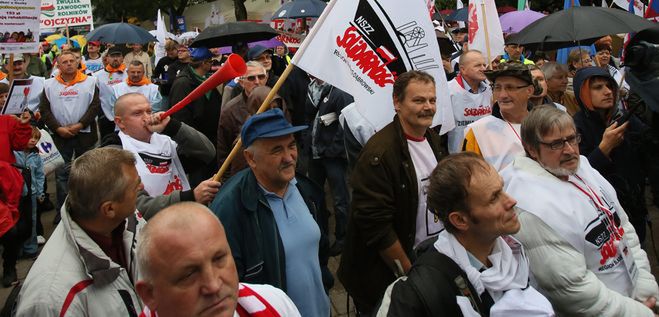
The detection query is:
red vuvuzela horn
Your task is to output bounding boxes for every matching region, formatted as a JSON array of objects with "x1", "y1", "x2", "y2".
[{"x1": 160, "y1": 53, "x2": 247, "y2": 119}]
